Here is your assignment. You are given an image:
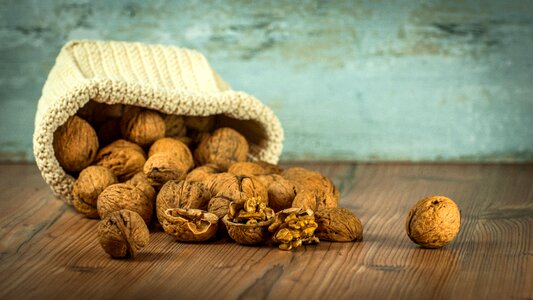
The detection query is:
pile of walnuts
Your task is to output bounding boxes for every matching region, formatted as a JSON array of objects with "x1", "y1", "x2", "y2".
[{"x1": 54, "y1": 101, "x2": 364, "y2": 258}]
